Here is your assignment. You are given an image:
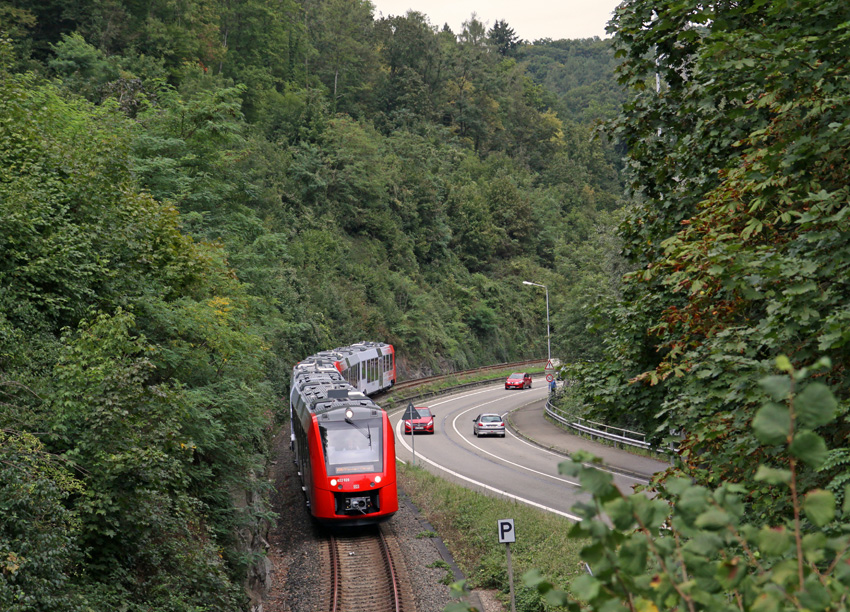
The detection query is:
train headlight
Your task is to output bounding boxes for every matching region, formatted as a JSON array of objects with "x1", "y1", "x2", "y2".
[
  {"x1": 330, "y1": 479, "x2": 337, "y2": 487},
  {"x1": 345, "y1": 408, "x2": 354, "y2": 419},
  {"x1": 375, "y1": 476, "x2": 382, "y2": 483}
]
